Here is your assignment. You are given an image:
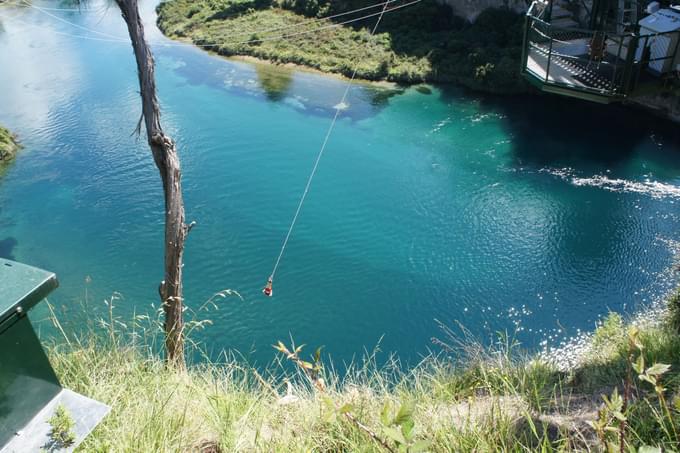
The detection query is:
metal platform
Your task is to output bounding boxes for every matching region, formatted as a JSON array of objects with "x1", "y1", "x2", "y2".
[
  {"x1": 1, "y1": 389, "x2": 110, "y2": 453},
  {"x1": 521, "y1": 0, "x2": 680, "y2": 103},
  {"x1": 526, "y1": 45, "x2": 617, "y2": 95}
]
